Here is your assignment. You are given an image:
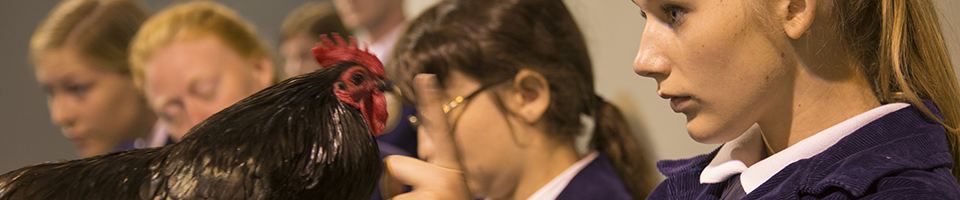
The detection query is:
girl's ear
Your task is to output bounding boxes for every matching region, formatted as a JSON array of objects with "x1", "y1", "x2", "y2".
[
  {"x1": 508, "y1": 69, "x2": 551, "y2": 123},
  {"x1": 782, "y1": 0, "x2": 817, "y2": 39}
]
